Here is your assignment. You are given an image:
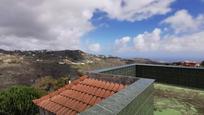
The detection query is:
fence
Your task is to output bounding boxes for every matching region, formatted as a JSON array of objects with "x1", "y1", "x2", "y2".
[{"x1": 92, "y1": 63, "x2": 204, "y2": 89}]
